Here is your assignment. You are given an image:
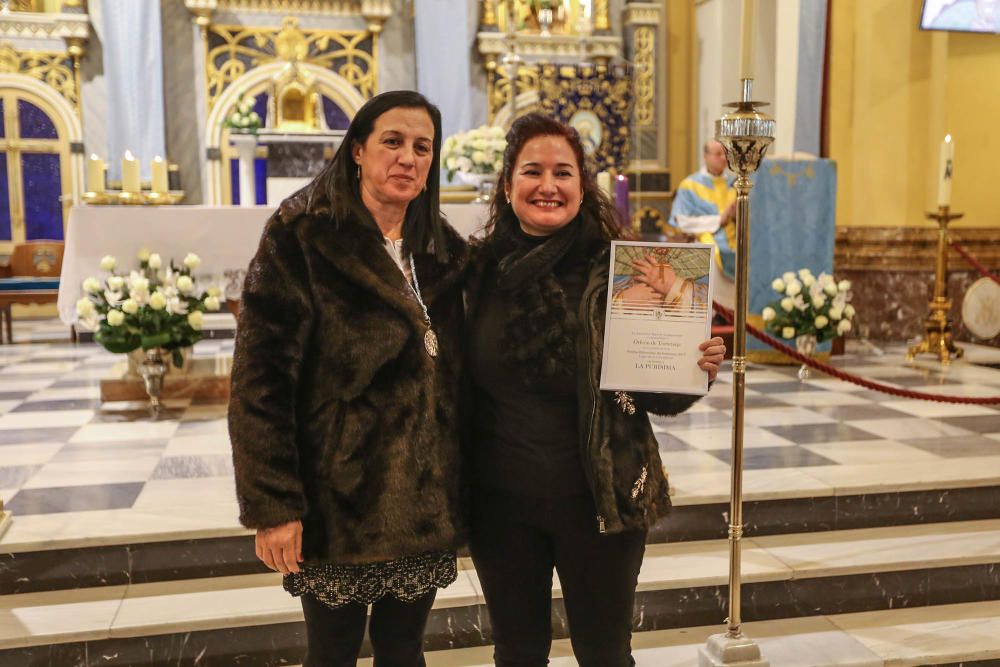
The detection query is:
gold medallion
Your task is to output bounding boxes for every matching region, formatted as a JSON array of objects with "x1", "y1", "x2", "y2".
[{"x1": 424, "y1": 328, "x2": 438, "y2": 358}]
